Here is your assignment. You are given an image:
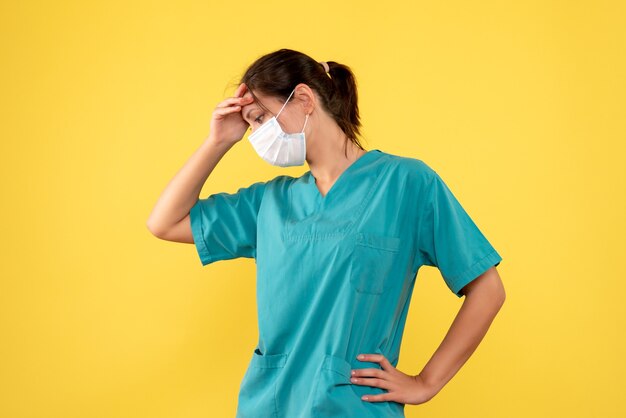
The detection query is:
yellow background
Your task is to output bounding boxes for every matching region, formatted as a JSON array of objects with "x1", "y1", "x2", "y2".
[{"x1": 1, "y1": 1, "x2": 624, "y2": 417}]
